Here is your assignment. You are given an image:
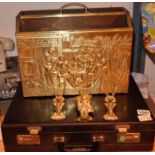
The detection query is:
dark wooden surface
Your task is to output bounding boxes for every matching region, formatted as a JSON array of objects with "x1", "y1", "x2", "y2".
[
  {"x1": 2, "y1": 76, "x2": 155, "y2": 151},
  {"x1": 2, "y1": 77, "x2": 154, "y2": 124}
]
